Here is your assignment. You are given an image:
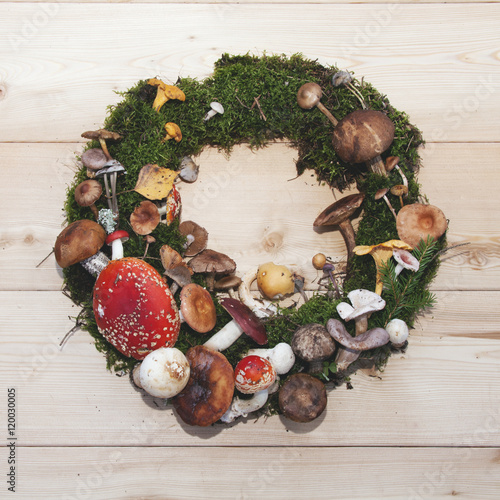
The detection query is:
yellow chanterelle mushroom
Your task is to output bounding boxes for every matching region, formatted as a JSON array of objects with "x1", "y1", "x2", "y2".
[{"x1": 147, "y1": 78, "x2": 186, "y2": 112}]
